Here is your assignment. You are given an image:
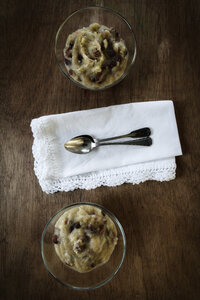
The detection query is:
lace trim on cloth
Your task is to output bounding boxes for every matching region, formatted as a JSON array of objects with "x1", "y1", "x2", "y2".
[
  {"x1": 31, "y1": 119, "x2": 176, "y2": 194},
  {"x1": 40, "y1": 165, "x2": 176, "y2": 194}
]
